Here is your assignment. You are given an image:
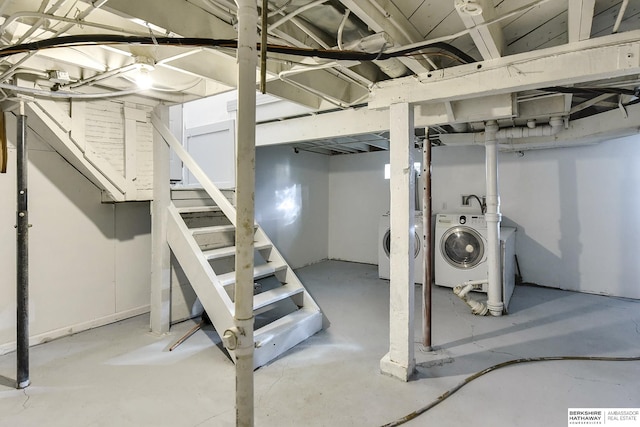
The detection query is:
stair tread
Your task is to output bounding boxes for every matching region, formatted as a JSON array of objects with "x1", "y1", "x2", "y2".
[
  {"x1": 254, "y1": 307, "x2": 321, "y2": 343},
  {"x1": 217, "y1": 262, "x2": 288, "y2": 287},
  {"x1": 177, "y1": 206, "x2": 222, "y2": 214},
  {"x1": 202, "y1": 242, "x2": 272, "y2": 260},
  {"x1": 191, "y1": 223, "x2": 259, "y2": 236},
  {"x1": 253, "y1": 286, "x2": 303, "y2": 311},
  {"x1": 191, "y1": 224, "x2": 235, "y2": 235}
]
